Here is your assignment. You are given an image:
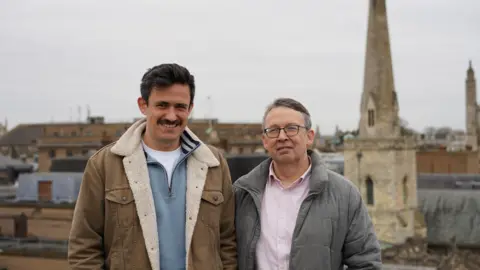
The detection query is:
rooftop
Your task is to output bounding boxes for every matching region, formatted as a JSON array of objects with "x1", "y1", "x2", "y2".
[{"x1": 0, "y1": 155, "x2": 33, "y2": 171}]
